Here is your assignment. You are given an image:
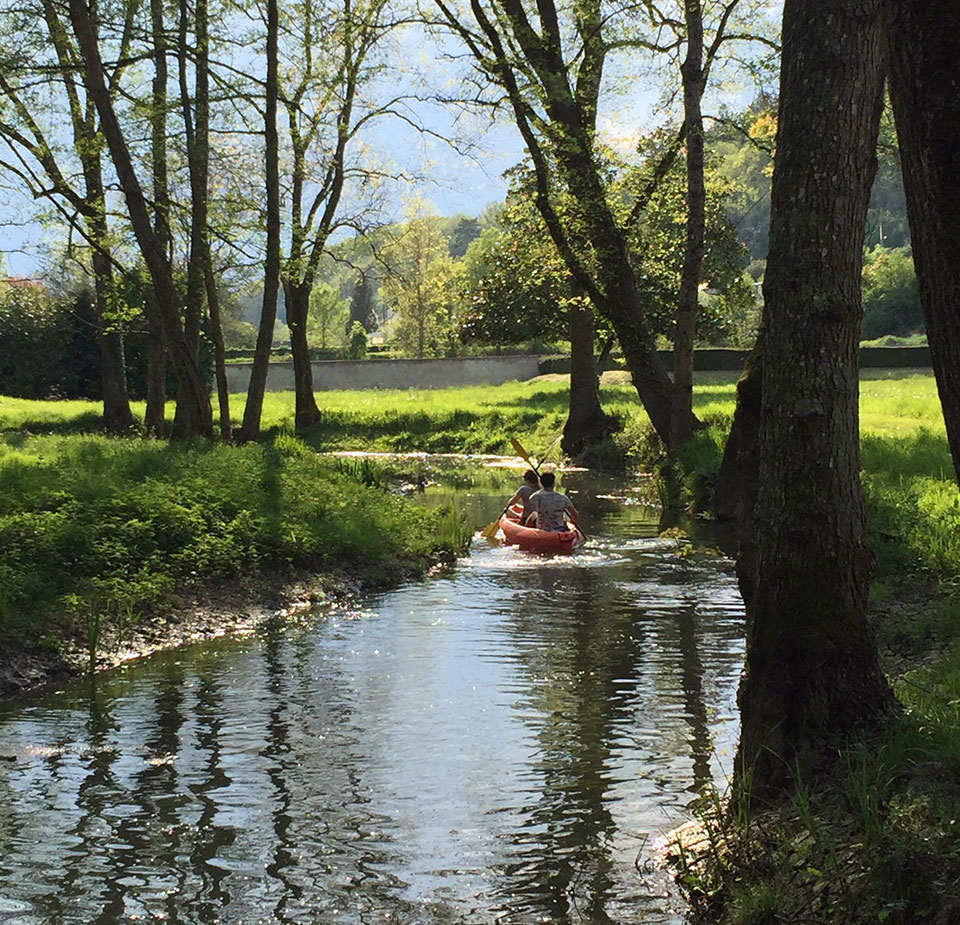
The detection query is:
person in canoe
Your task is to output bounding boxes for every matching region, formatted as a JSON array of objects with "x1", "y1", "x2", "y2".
[
  {"x1": 506, "y1": 469, "x2": 541, "y2": 525},
  {"x1": 526, "y1": 471, "x2": 579, "y2": 532}
]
